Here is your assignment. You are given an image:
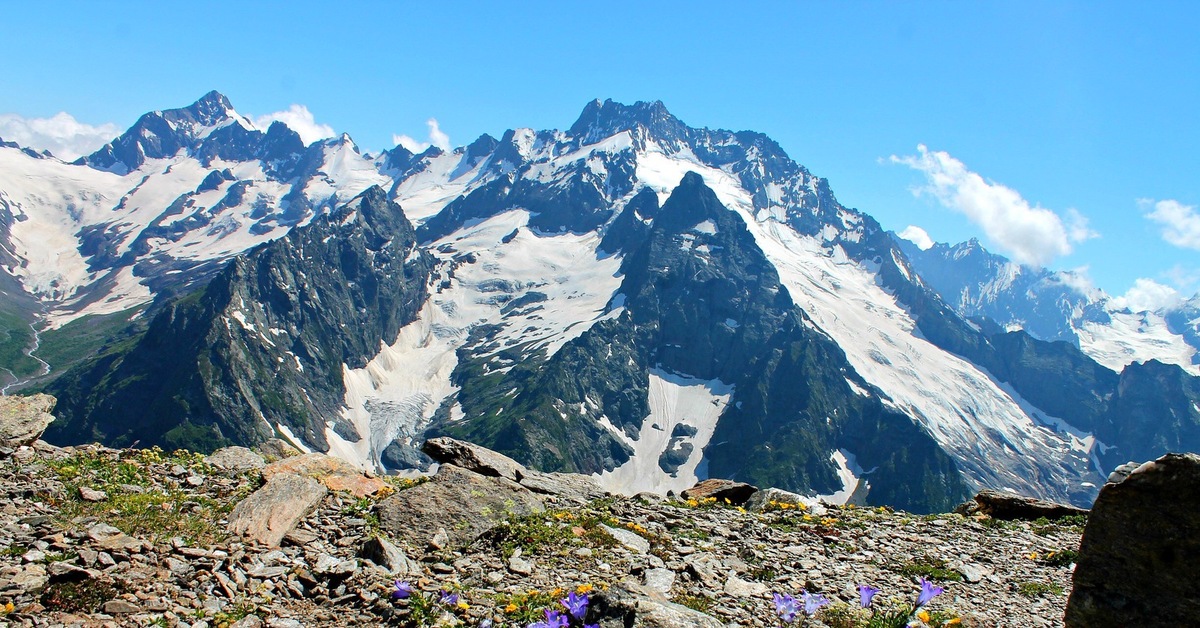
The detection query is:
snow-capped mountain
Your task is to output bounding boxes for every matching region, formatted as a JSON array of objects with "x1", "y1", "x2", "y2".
[
  {"x1": 5, "y1": 93, "x2": 1199, "y2": 512},
  {"x1": 895, "y1": 236, "x2": 1200, "y2": 376}
]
